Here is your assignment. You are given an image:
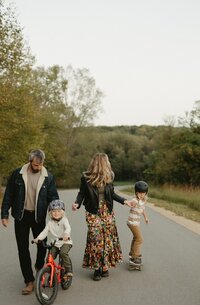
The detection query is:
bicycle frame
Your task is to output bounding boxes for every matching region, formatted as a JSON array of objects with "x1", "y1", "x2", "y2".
[
  {"x1": 33, "y1": 238, "x2": 72, "y2": 305},
  {"x1": 43, "y1": 249, "x2": 65, "y2": 287}
]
